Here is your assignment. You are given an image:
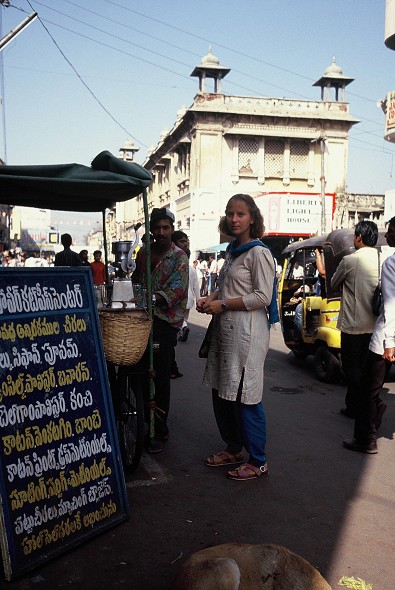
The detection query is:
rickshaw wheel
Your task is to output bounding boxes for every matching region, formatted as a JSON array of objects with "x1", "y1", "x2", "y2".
[
  {"x1": 292, "y1": 349, "x2": 309, "y2": 360},
  {"x1": 116, "y1": 367, "x2": 144, "y2": 472},
  {"x1": 313, "y1": 345, "x2": 340, "y2": 383}
]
